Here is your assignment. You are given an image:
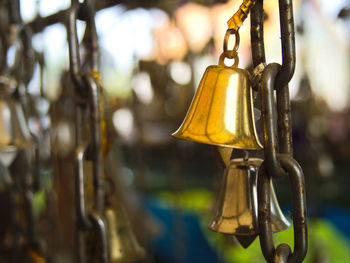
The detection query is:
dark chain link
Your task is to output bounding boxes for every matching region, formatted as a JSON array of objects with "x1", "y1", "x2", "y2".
[
  {"x1": 68, "y1": 1, "x2": 108, "y2": 262},
  {"x1": 250, "y1": 1, "x2": 308, "y2": 261},
  {"x1": 251, "y1": 0, "x2": 294, "y2": 157},
  {"x1": 258, "y1": 154, "x2": 307, "y2": 263},
  {"x1": 259, "y1": 63, "x2": 286, "y2": 179},
  {"x1": 258, "y1": 64, "x2": 308, "y2": 262}
]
